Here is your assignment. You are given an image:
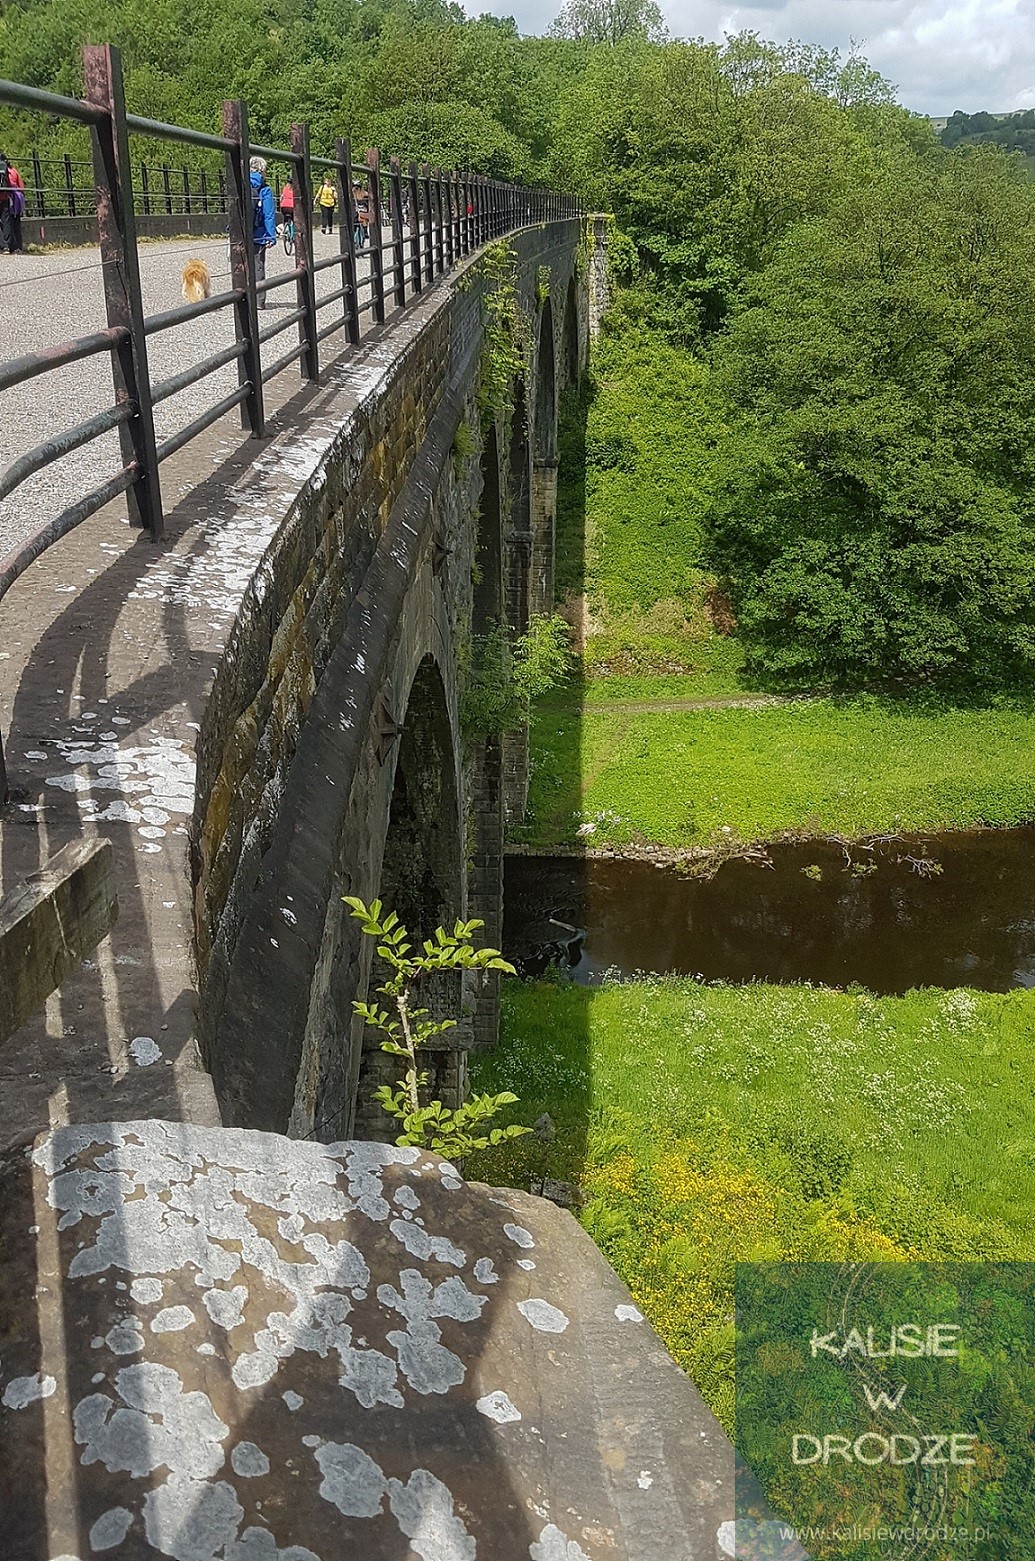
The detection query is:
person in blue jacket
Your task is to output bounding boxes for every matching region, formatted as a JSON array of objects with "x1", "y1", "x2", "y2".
[{"x1": 250, "y1": 156, "x2": 277, "y2": 309}]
